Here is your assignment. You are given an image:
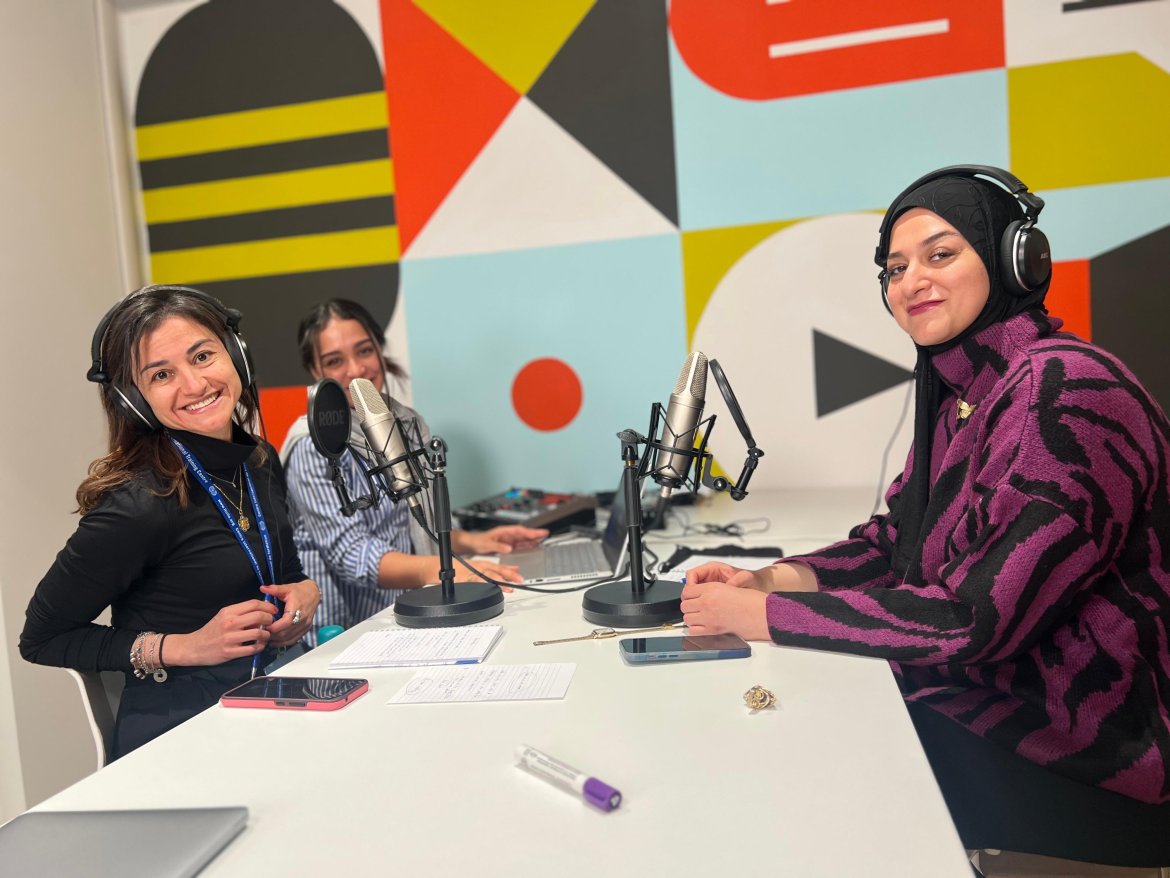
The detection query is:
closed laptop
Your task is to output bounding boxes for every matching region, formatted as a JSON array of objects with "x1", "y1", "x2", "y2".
[{"x1": 0, "y1": 806, "x2": 248, "y2": 877}]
